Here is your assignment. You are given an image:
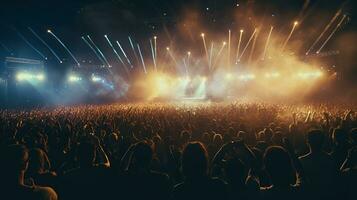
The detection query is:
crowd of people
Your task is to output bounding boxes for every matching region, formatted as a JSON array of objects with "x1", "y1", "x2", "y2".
[{"x1": 0, "y1": 102, "x2": 356, "y2": 200}]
